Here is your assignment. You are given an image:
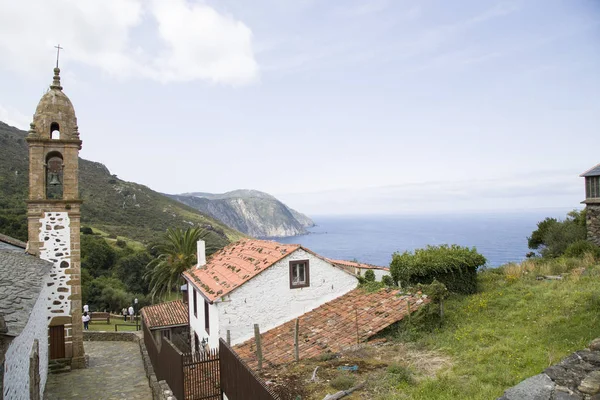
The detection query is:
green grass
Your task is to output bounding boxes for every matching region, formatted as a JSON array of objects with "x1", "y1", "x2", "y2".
[
  {"x1": 87, "y1": 317, "x2": 141, "y2": 332},
  {"x1": 377, "y1": 256, "x2": 600, "y2": 399}
]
